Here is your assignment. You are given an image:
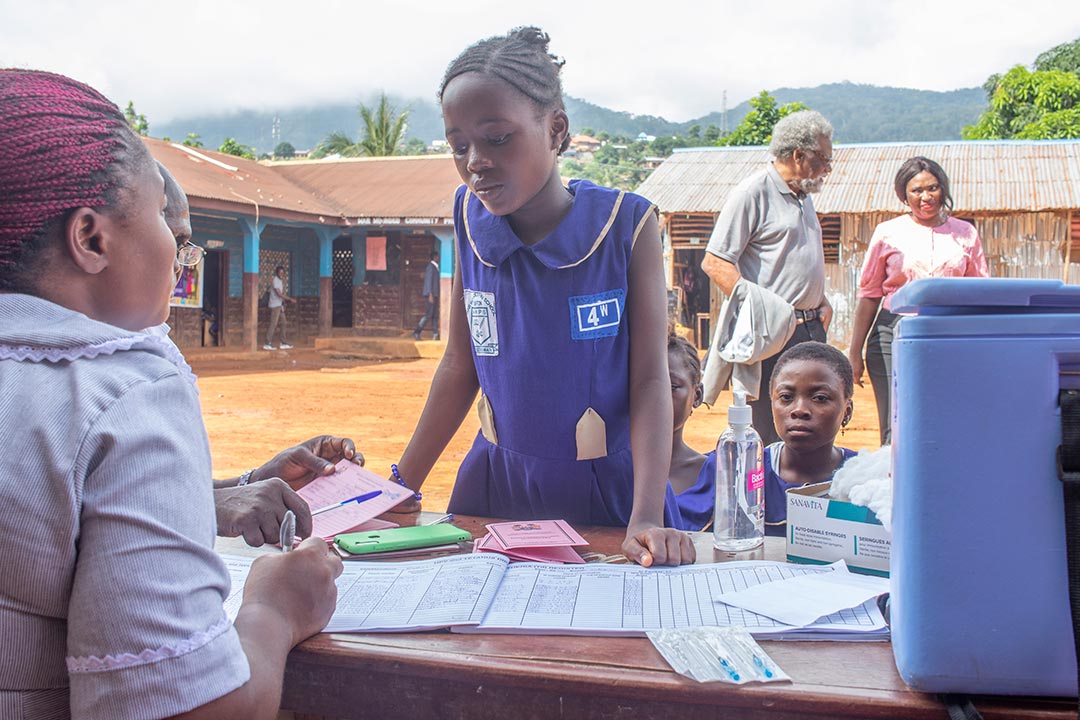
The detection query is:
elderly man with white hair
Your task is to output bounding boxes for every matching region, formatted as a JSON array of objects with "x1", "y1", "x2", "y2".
[{"x1": 700, "y1": 109, "x2": 835, "y2": 445}]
